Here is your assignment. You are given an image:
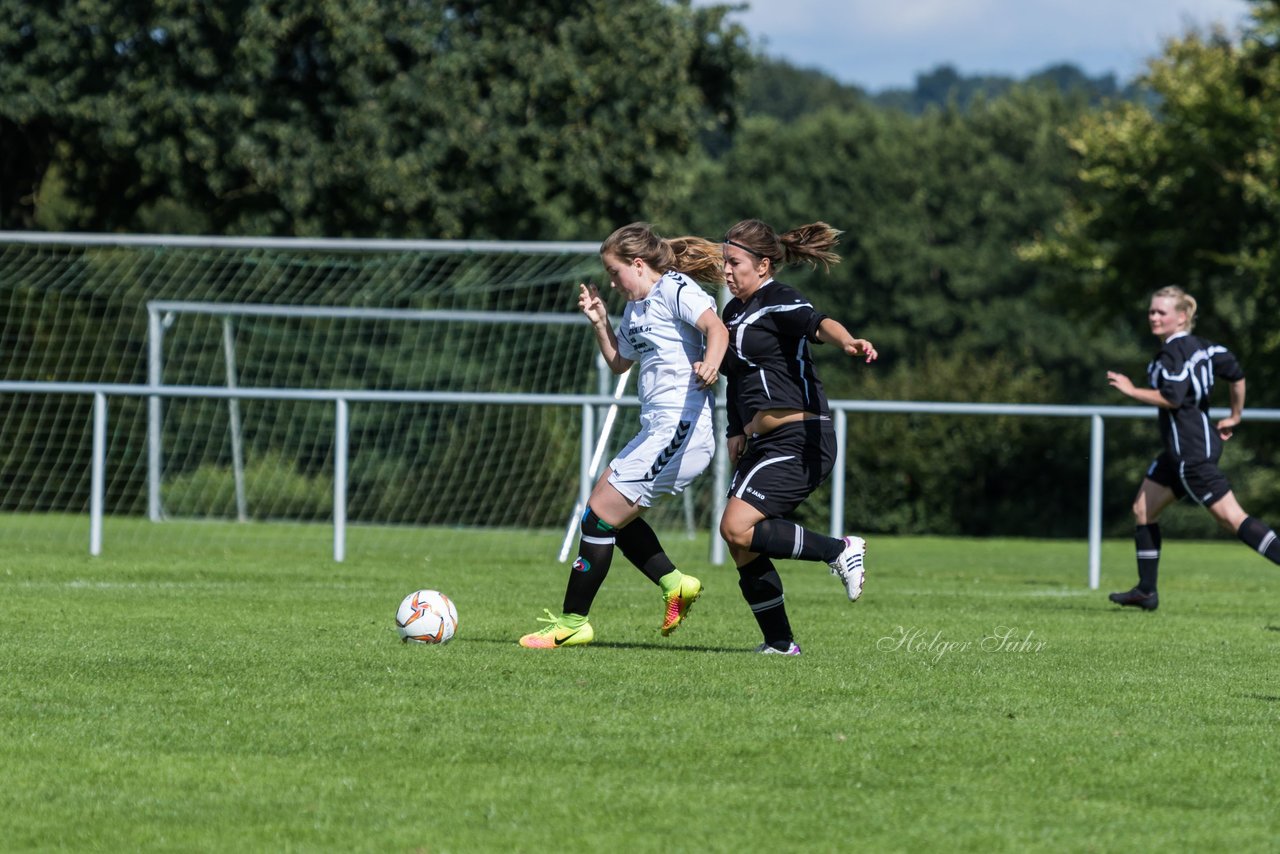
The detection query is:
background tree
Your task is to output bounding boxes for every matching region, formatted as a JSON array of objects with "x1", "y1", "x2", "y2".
[
  {"x1": 739, "y1": 56, "x2": 867, "y2": 123},
  {"x1": 672, "y1": 82, "x2": 1134, "y2": 535},
  {"x1": 0, "y1": 0, "x2": 750, "y2": 238},
  {"x1": 873, "y1": 63, "x2": 1129, "y2": 114},
  {"x1": 1025, "y1": 0, "x2": 1280, "y2": 527},
  {"x1": 3, "y1": 0, "x2": 1272, "y2": 537}
]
